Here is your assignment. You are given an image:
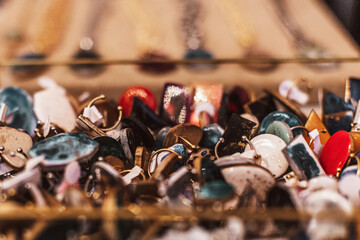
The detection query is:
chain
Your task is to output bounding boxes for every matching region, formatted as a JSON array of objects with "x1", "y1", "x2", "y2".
[
  {"x1": 272, "y1": 0, "x2": 314, "y2": 48},
  {"x1": 179, "y1": 0, "x2": 204, "y2": 50},
  {"x1": 31, "y1": 0, "x2": 70, "y2": 54},
  {"x1": 122, "y1": 0, "x2": 159, "y2": 54},
  {"x1": 215, "y1": 0, "x2": 255, "y2": 48}
]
